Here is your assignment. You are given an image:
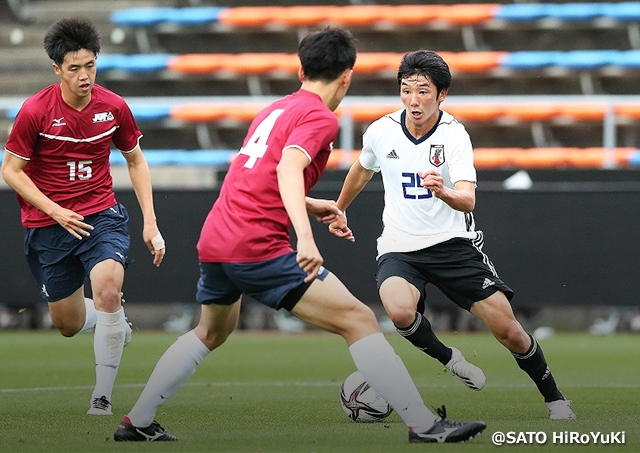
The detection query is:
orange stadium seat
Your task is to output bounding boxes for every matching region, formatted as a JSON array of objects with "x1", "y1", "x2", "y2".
[
  {"x1": 445, "y1": 104, "x2": 505, "y2": 122},
  {"x1": 510, "y1": 147, "x2": 572, "y2": 168},
  {"x1": 614, "y1": 103, "x2": 640, "y2": 119},
  {"x1": 217, "y1": 6, "x2": 286, "y2": 27},
  {"x1": 354, "y1": 53, "x2": 402, "y2": 74},
  {"x1": 557, "y1": 104, "x2": 607, "y2": 121},
  {"x1": 224, "y1": 53, "x2": 285, "y2": 74},
  {"x1": 443, "y1": 52, "x2": 505, "y2": 72},
  {"x1": 170, "y1": 104, "x2": 230, "y2": 122},
  {"x1": 346, "y1": 103, "x2": 402, "y2": 122},
  {"x1": 385, "y1": 5, "x2": 444, "y2": 25},
  {"x1": 278, "y1": 5, "x2": 341, "y2": 27},
  {"x1": 474, "y1": 148, "x2": 518, "y2": 168},
  {"x1": 437, "y1": 4, "x2": 501, "y2": 25},
  {"x1": 168, "y1": 54, "x2": 232, "y2": 74},
  {"x1": 502, "y1": 104, "x2": 561, "y2": 121},
  {"x1": 223, "y1": 103, "x2": 268, "y2": 123},
  {"x1": 326, "y1": 149, "x2": 361, "y2": 169},
  {"x1": 329, "y1": 5, "x2": 389, "y2": 27}
]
